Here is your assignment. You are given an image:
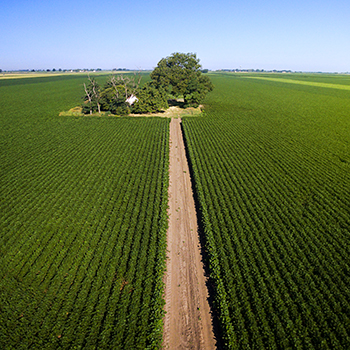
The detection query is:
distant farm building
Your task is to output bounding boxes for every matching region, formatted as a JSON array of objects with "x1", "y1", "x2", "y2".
[{"x1": 126, "y1": 94, "x2": 138, "y2": 105}]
